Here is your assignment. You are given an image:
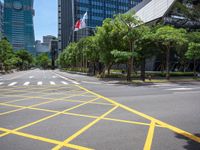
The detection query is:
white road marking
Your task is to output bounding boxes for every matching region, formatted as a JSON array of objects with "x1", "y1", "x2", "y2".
[
  {"x1": 53, "y1": 72, "x2": 80, "y2": 85},
  {"x1": 52, "y1": 76, "x2": 57, "y2": 78},
  {"x1": 152, "y1": 83, "x2": 179, "y2": 87},
  {"x1": 50, "y1": 81, "x2": 56, "y2": 85},
  {"x1": 71, "y1": 81, "x2": 80, "y2": 85},
  {"x1": 166, "y1": 88, "x2": 193, "y2": 91},
  {"x1": 8, "y1": 82, "x2": 17, "y2": 86},
  {"x1": 37, "y1": 81, "x2": 43, "y2": 86},
  {"x1": 61, "y1": 81, "x2": 68, "y2": 85},
  {"x1": 82, "y1": 81, "x2": 101, "y2": 85},
  {"x1": 0, "y1": 82, "x2": 4, "y2": 85},
  {"x1": 42, "y1": 70, "x2": 46, "y2": 79},
  {"x1": 23, "y1": 82, "x2": 30, "y2": 86},
  {"x1": 29, "y1": 76, "x2": 34, "y2": 79}
]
